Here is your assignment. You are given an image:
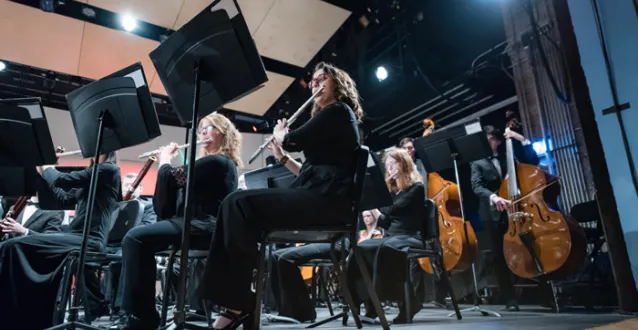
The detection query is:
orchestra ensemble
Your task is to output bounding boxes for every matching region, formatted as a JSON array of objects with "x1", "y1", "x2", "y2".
[{"x1": 0, "y1": 62, "x2": 585, "y2": 330}]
